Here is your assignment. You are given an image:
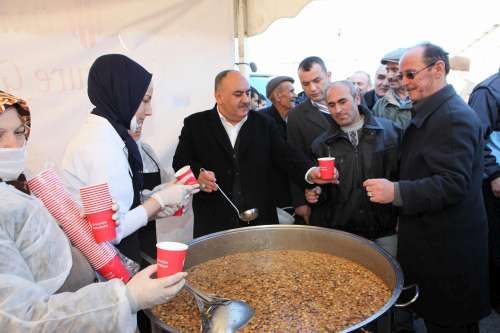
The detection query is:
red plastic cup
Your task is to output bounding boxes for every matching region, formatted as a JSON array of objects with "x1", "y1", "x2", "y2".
[
  {"x1": 173, "y1": 208, "x2": 185, "y2": 217},
  {"x1": 97, "y1": 255, "x2": 131, "y2": 282},
  {"x1": 173, "y1": 165, "x2": 198, "y2": 216},
  {"x1": 175, "y1": 165, "x2": 198, "y2": 185},
  {"x1": 80, "y1": 183, "x2": 116, "y2": 243},
  {"x1": 156, "y1": 241, "x2": 188, "y2": 278},
  {"x1": 318, "y1": 157, "x2": 335, "y2": 180}
]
